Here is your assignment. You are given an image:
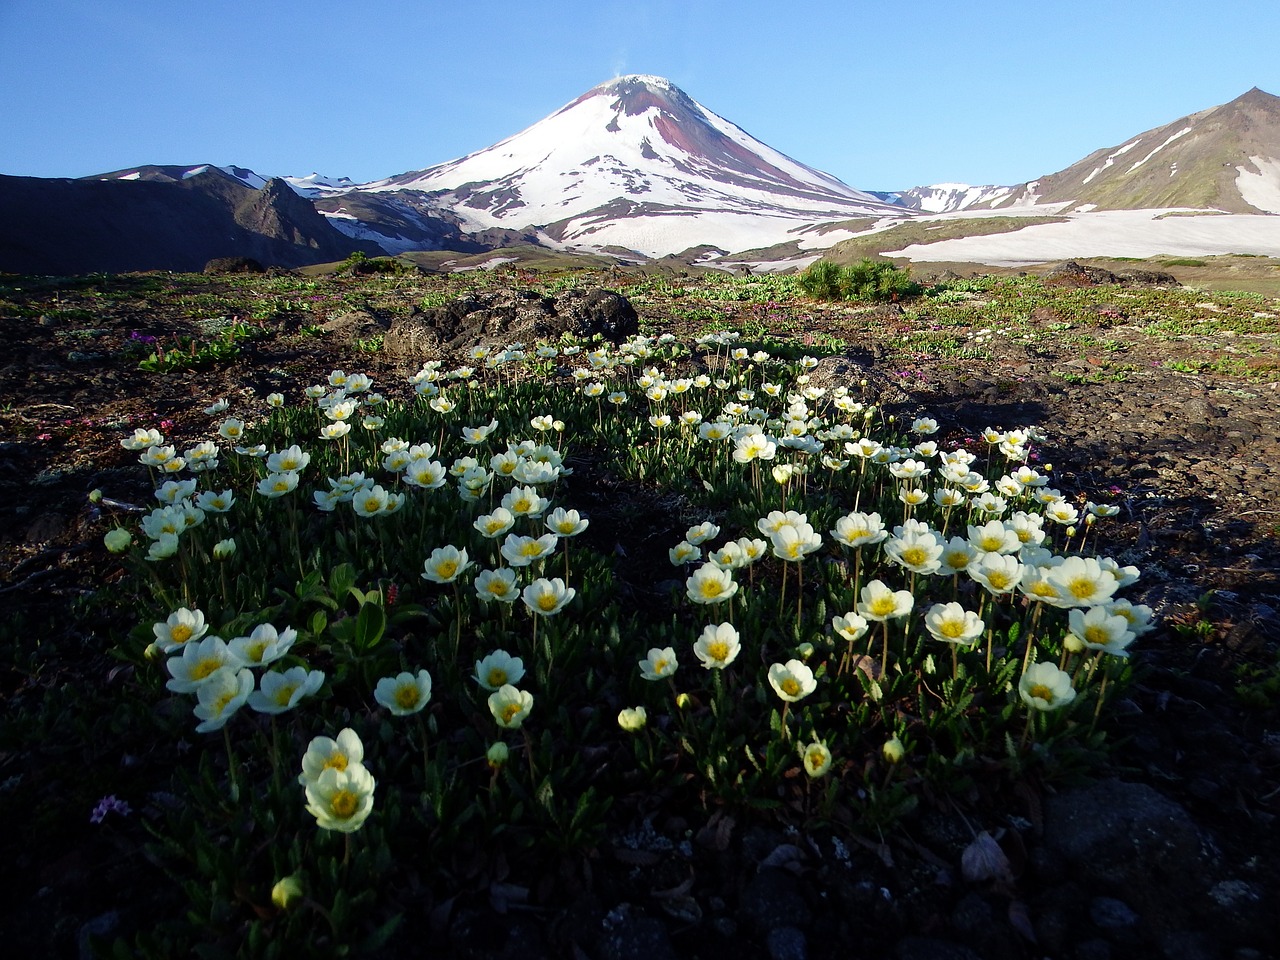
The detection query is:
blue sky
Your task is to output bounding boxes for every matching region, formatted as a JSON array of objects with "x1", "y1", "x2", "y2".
[{"x1": 1, "y1": 0, "x2": 1275, "y2": 191}]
